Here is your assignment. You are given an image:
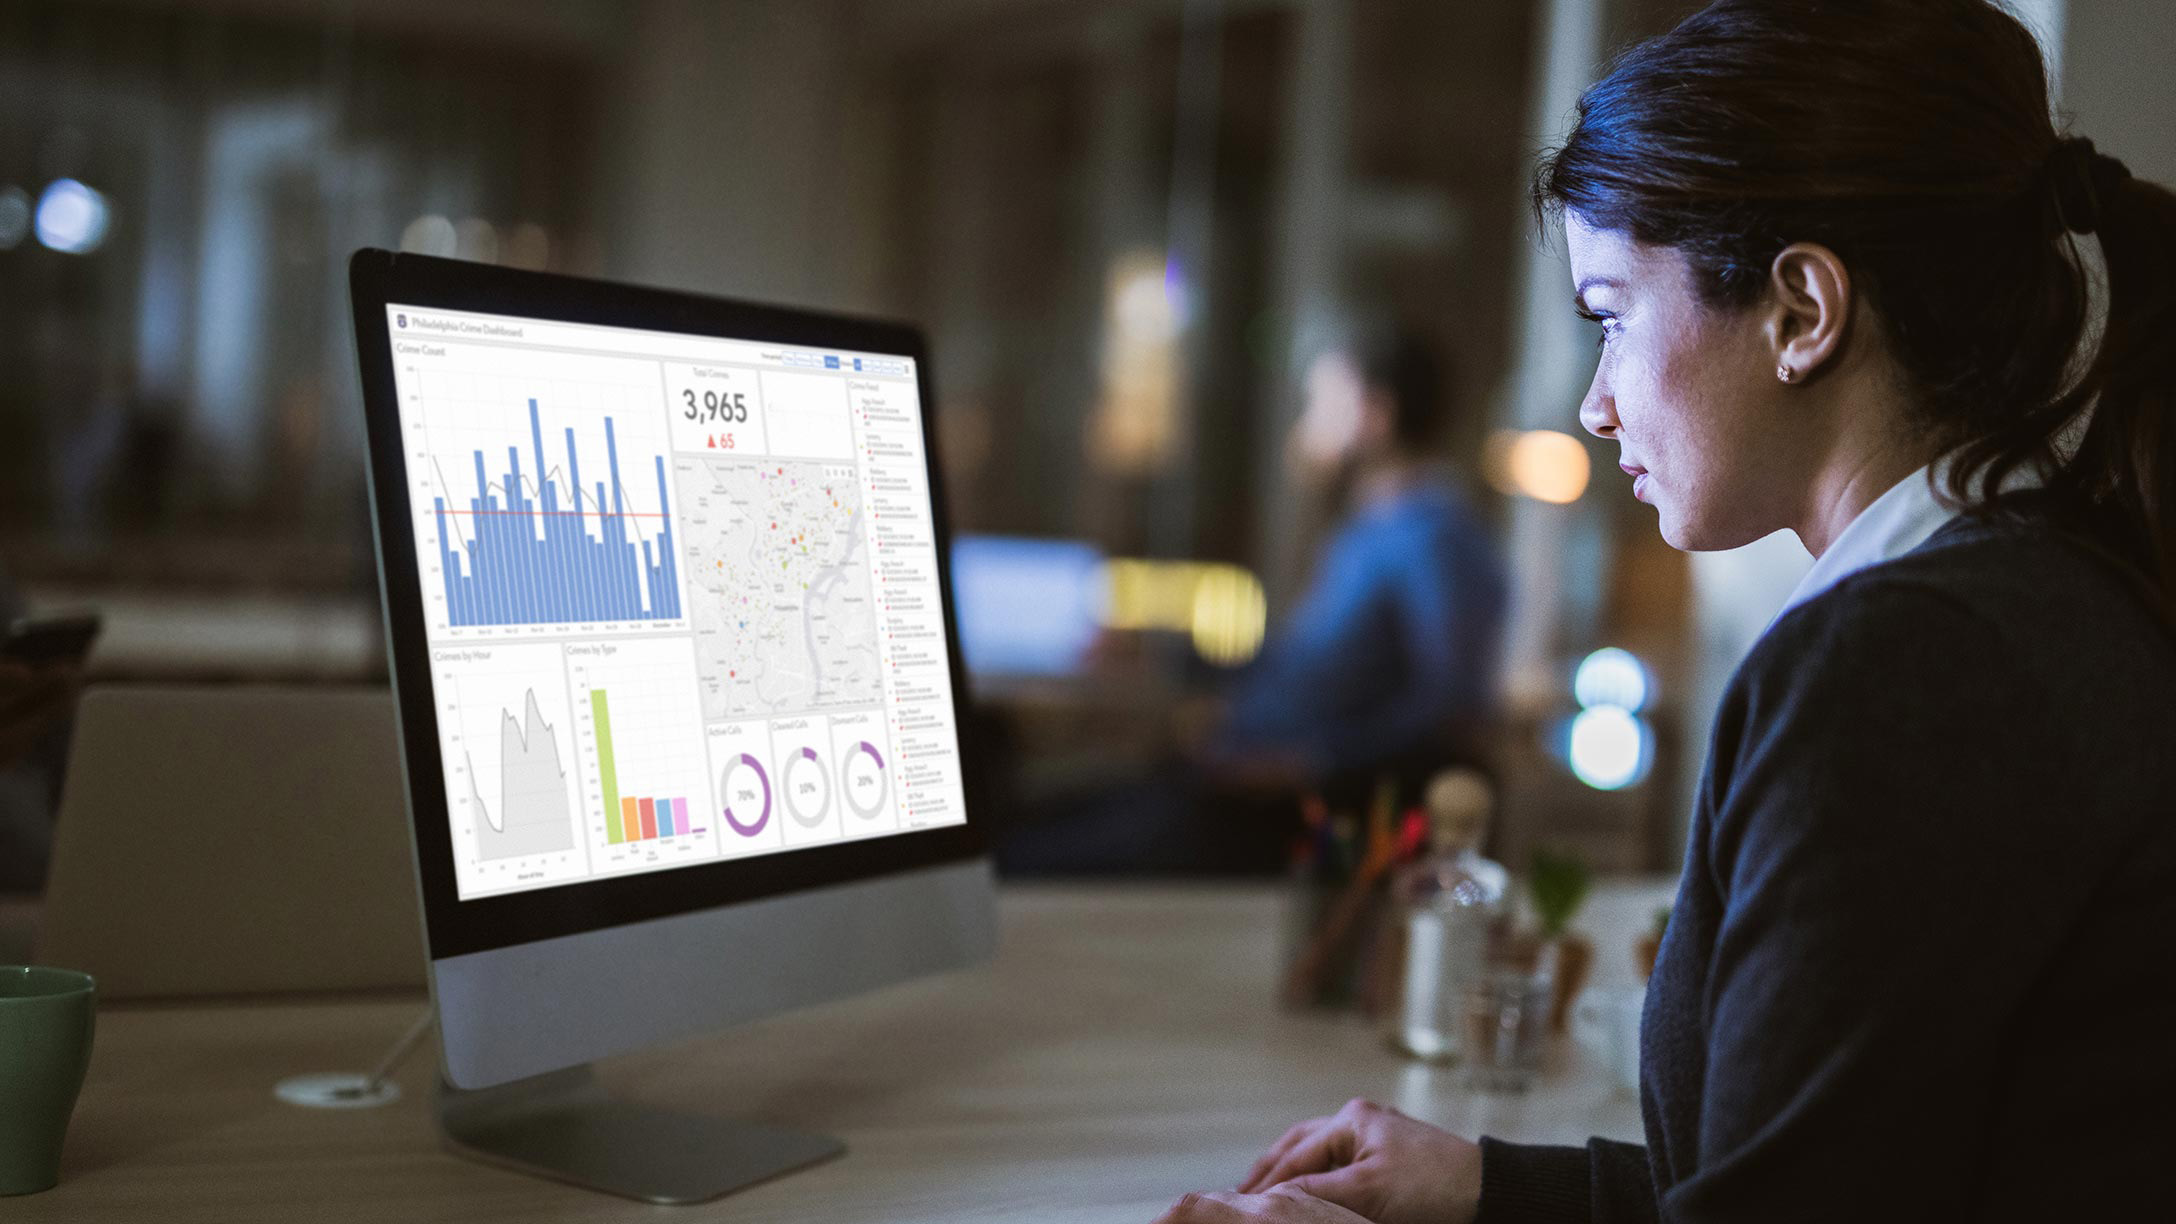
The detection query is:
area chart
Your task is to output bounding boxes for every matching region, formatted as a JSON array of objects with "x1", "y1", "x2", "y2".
[{"x1": 470, "y1": 687, "x2": 579, "y2": 860}]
